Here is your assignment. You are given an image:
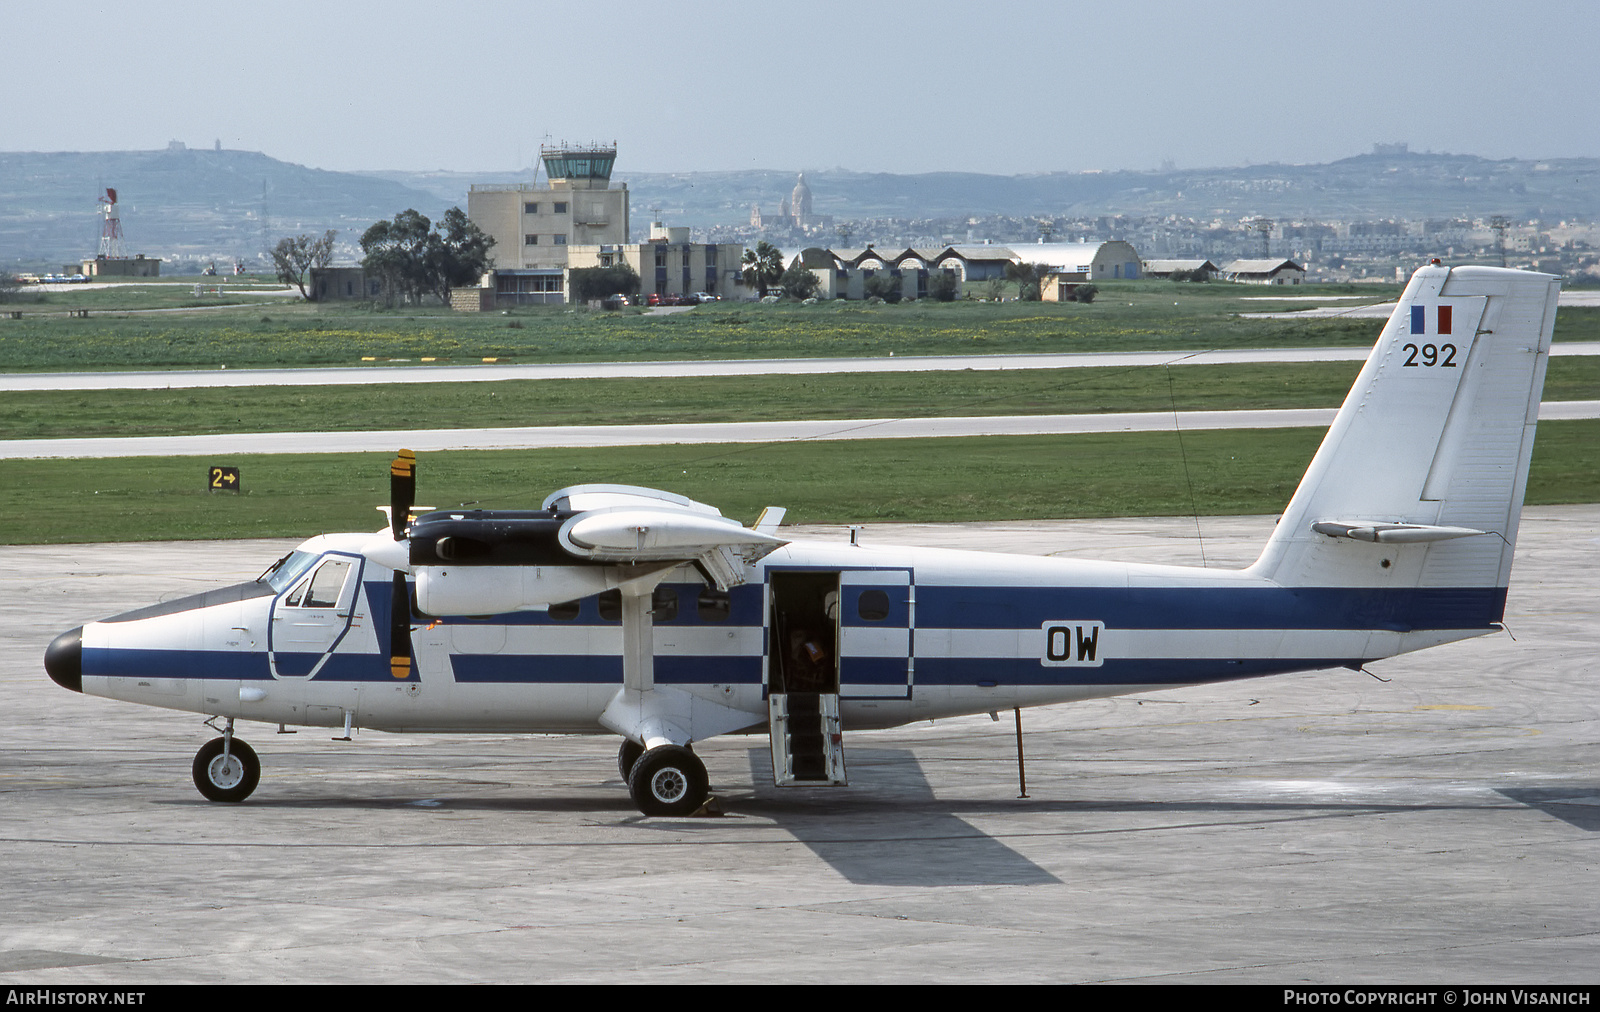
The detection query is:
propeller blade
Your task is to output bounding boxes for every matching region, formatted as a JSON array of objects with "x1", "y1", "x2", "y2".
[
  {"x1": 389, "y1": 449, "x2": 416, "y2": 541},
  {"x1": 389, "y1": 571, "x2": 412, "y2": 680}
]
